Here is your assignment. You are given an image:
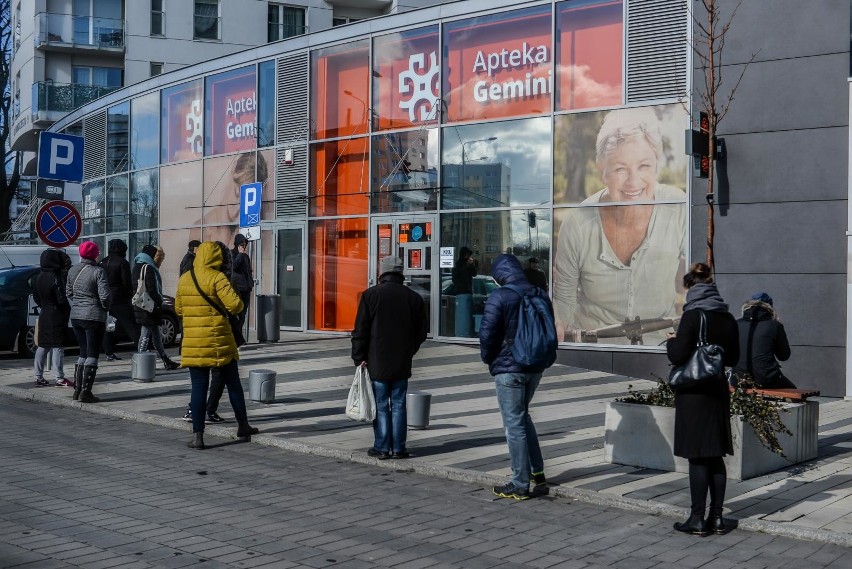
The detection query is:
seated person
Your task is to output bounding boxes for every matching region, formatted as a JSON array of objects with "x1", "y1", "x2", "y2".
[{"x1": 734, "y1": 292, "x2": 795, "y2": 388}]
